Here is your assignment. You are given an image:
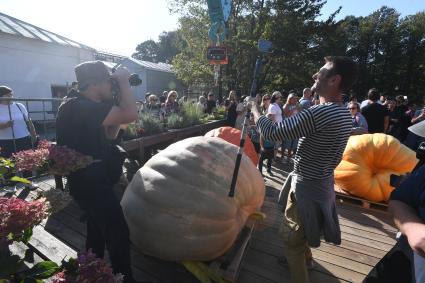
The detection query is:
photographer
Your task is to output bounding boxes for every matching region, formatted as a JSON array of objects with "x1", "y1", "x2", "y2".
[
  {"x1": 251, "y1": 56, "x2": 358, "y2": 283},
  {"x1": 56, "y1": 61, "x2": 140, "y2": 283},
  {"x1": 389, "y1": 120, "x2": 425, "y2": 283}
]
